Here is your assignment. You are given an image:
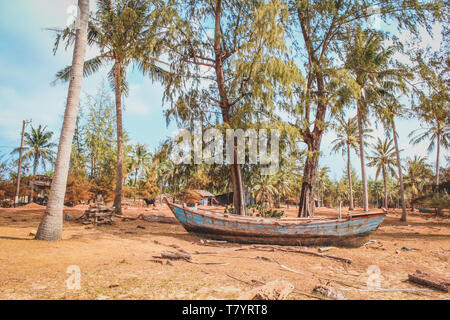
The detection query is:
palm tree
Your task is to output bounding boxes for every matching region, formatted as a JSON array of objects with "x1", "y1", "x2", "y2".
[
  {"x1": 345, "y1": 28, "x2": 394, "y2": 211},
  {"x1": 368, "y1": 180, "x2": 384, "y2": 208},
  {"x1": 331, "y1": 116, "x2": 361, "y2": 210},
  {"x1": 274, "y1": 172, "x2": 292, "y2": 208},
  {"x1": 35, "y1": 0, "x2": 90, "y2": 241},
  {"x1": 367, "y1": 138, "x2": 397, "y2": 209},
  {"x1": 12, "y1": 125, "x2": 57, "y2": 177},
  {"x1": 391, "y1": 118, "x2": 408, "y2": 220},
  {"x1": 251, "y1": 174, "x2": 278, "y2": 214},
  {"x1": 403, "y1": 156, "x2": 433, "y2": 211},
  {"x1": 130, "y1": 143, "x2": 151, "y2": 200},
  {"x1": 316, "y1": 167, "x2": 330, "y2": 207},
  {"x1": 52, "y1": 0, "x2": 168, "y2": 214},
  {"x1": 158, "y1": 160, "x2": 177, "y2": 200},
  {"x1": 409, "y1": 120, "x2": 449, "y2": 192}
]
